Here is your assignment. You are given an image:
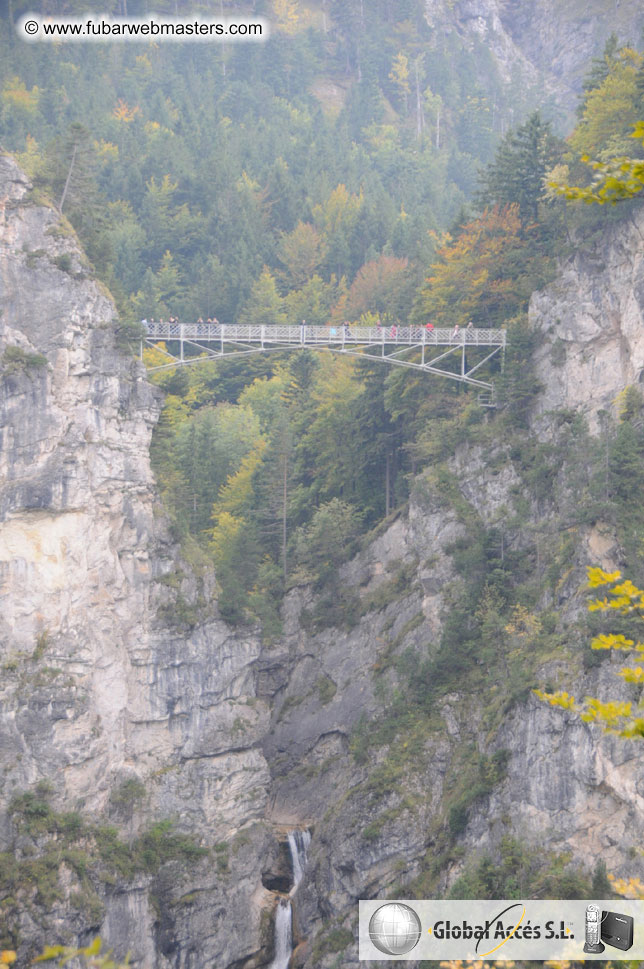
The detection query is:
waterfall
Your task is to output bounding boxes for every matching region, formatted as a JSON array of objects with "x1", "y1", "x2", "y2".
[
  {"x1": 268, "y1": 829, "x2": 310, "y2": 969},
  {"x1": 268, "y1": 899, "x2": 292, "y2": 969},
  {"x1": 287, "y1": 829, "x2": 311, "y2": 894}
]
